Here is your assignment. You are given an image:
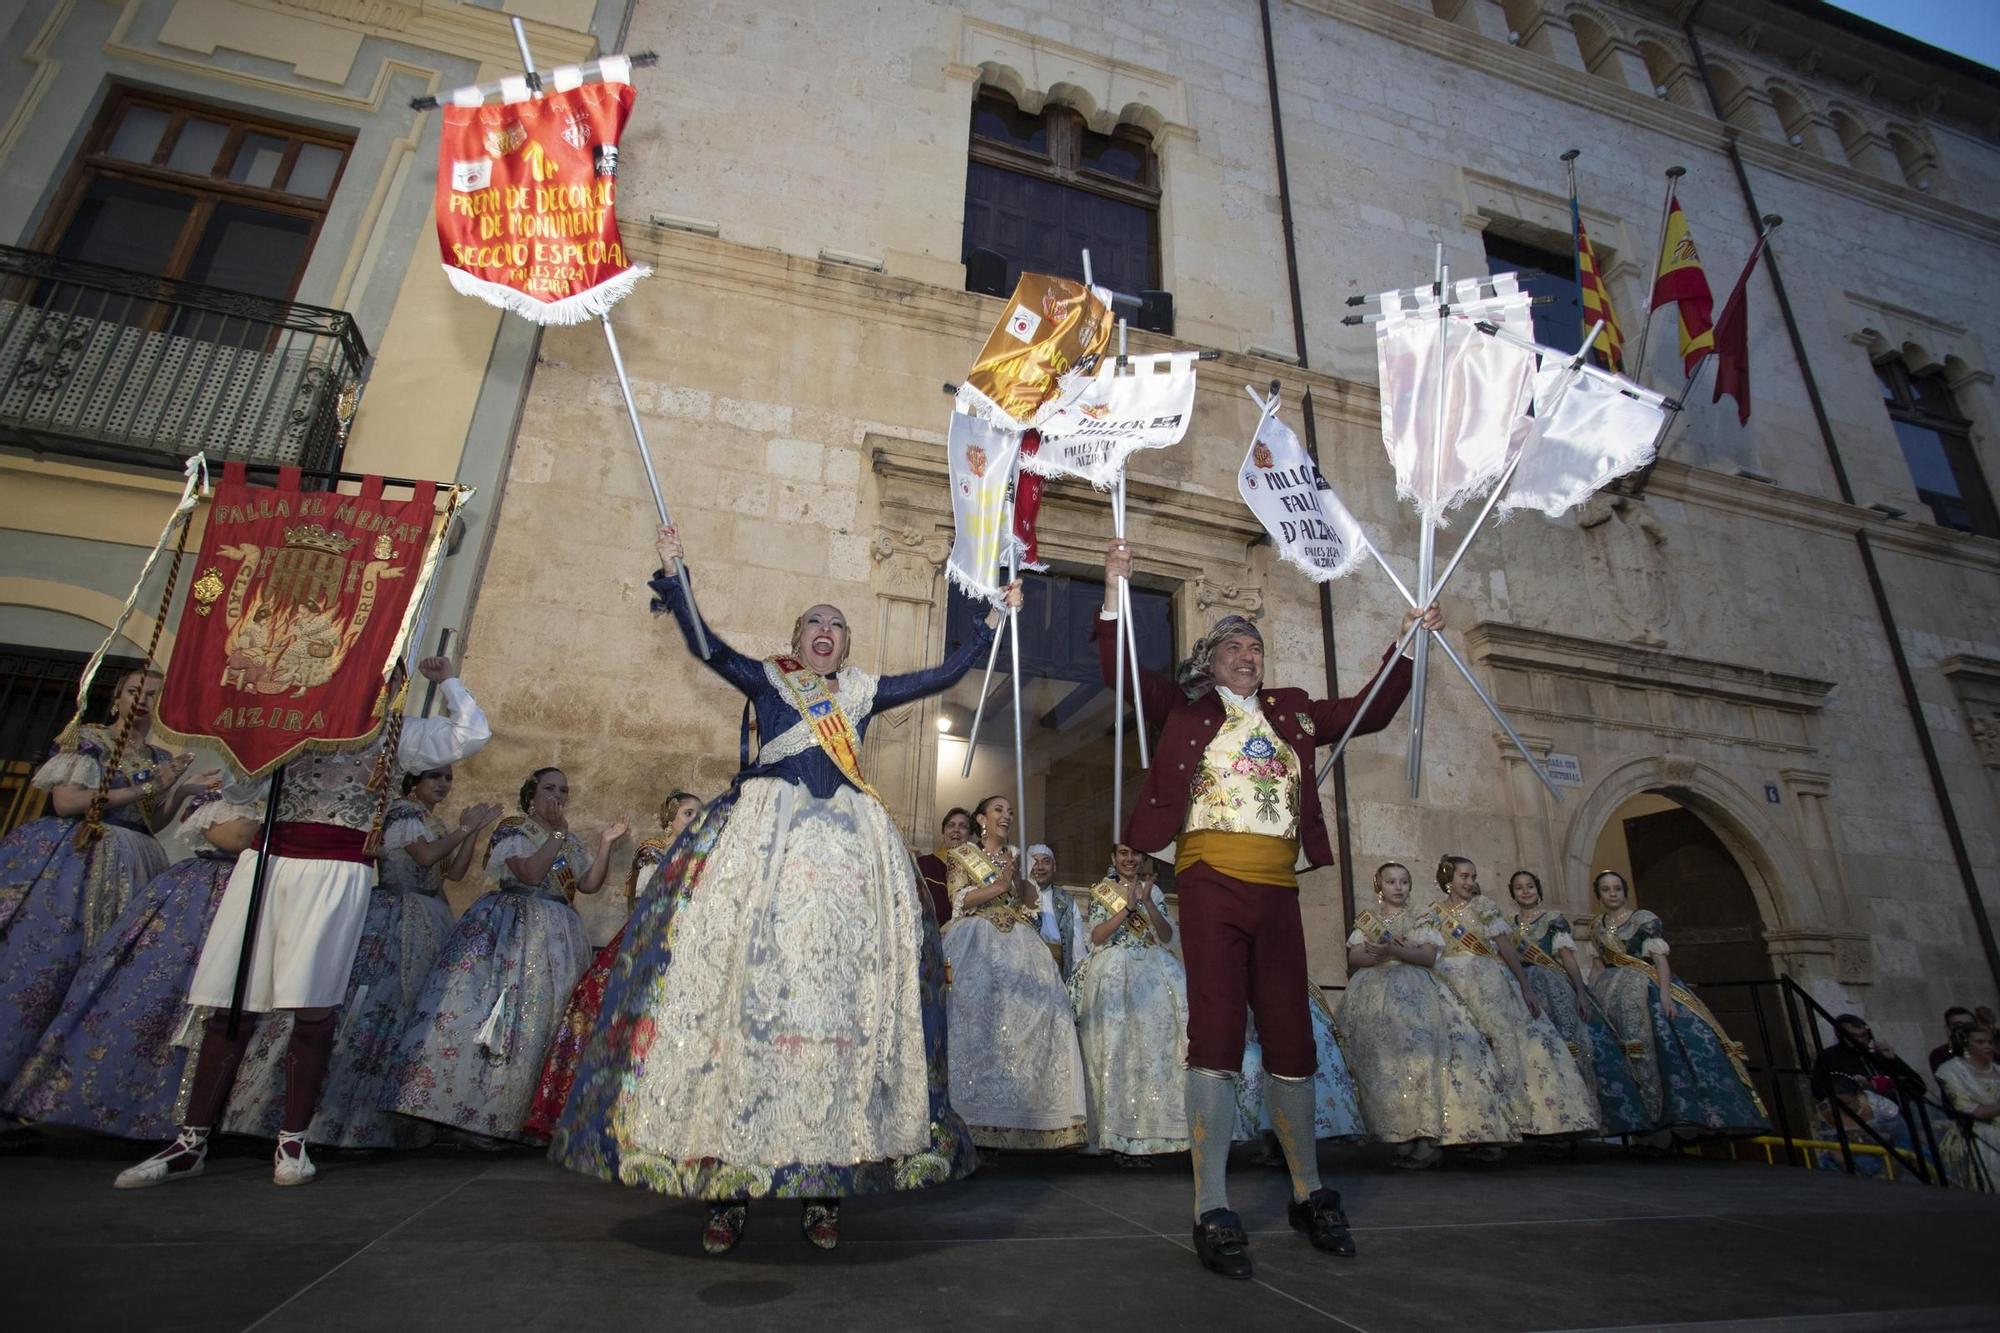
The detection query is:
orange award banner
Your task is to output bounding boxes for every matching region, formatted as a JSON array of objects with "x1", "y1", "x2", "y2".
[
  {"x1": 435, "y1": 74, "x2": 648, "y2": 324},
  {"x1": 155, "y1": 463, "x2": 450, "y2": 778},
  {"x1": 955, "y1": 273, "x2": 1113, "y2": 429}
]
